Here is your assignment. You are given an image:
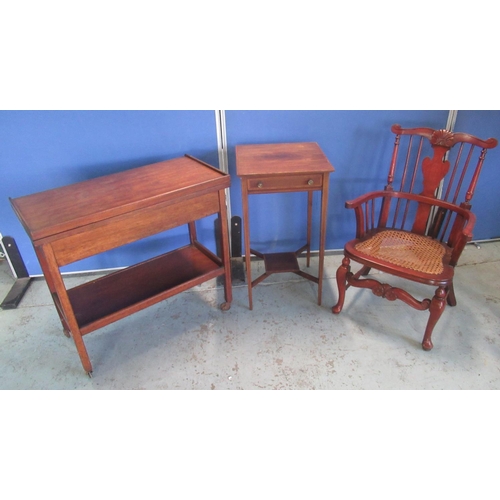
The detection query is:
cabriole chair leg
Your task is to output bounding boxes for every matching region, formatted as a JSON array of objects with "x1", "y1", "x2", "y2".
[
  {"x1": 332, "y1": 256, "x2": 350, "y2": 314},
  {"x1": 422, "y1": 286, "x2": 448, "y2": 351}
]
